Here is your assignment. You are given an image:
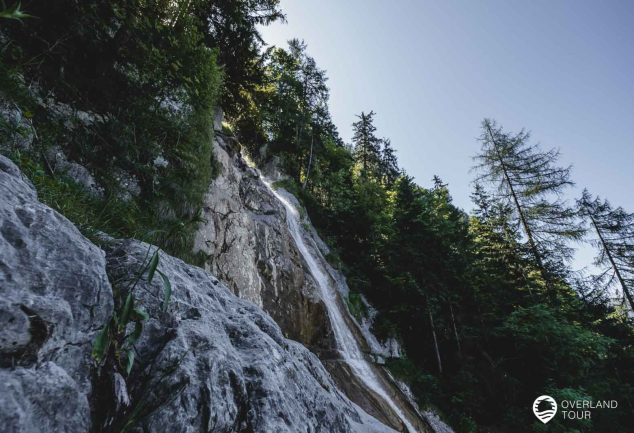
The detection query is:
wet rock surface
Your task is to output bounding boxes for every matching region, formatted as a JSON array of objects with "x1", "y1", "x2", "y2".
[
  {"x1": 194, "y1": 133, "x2": 332, "y2": 350},
  {"x1": 104, "y1": 239, "x2": 394, "y2": 433},
  {"x1": 0, "y1": 155, "x2": 394, "y2": 433},
  {"x1": 193, "y1": 131, "x2": 440, "y2": 432}
]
